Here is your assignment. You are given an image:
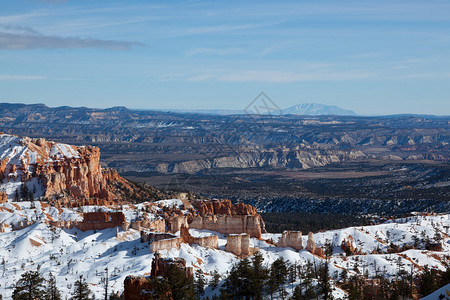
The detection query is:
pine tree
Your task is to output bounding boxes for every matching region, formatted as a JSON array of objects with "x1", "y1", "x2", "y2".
[
  {"x1": 209, "y1": 269, "x2": 221, "y2": 290},
  {"x1": 12, "y1": 270, "x2": 45, "y2": 300},
  {"x1": 419, "y1": 265, "x2": 438, "y2": 297},
  {"x1": 268, "y1": 258, "x2": 288, "y2": 299},
  {"x1": 221, "y1": 258, "x2": 254, "y2": 298},
  {"x1": 318, "y1": 262, "x2": 332, "y2": 300},
  {"x1": 70, "y1": 275, "x2": 93, "y2": 300},
  {"x1": 195, "y1": 270, "x2": 206, "y2": 298},
  {"x1": 165, "y1": 264, "x2": 195, "y2": 300},
  {"x1": 251, "y1": 251, "x2": 269, "y2": 299},
  {"x1": 44, "y1": 272, "x2": 62, "y2": 300}
]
